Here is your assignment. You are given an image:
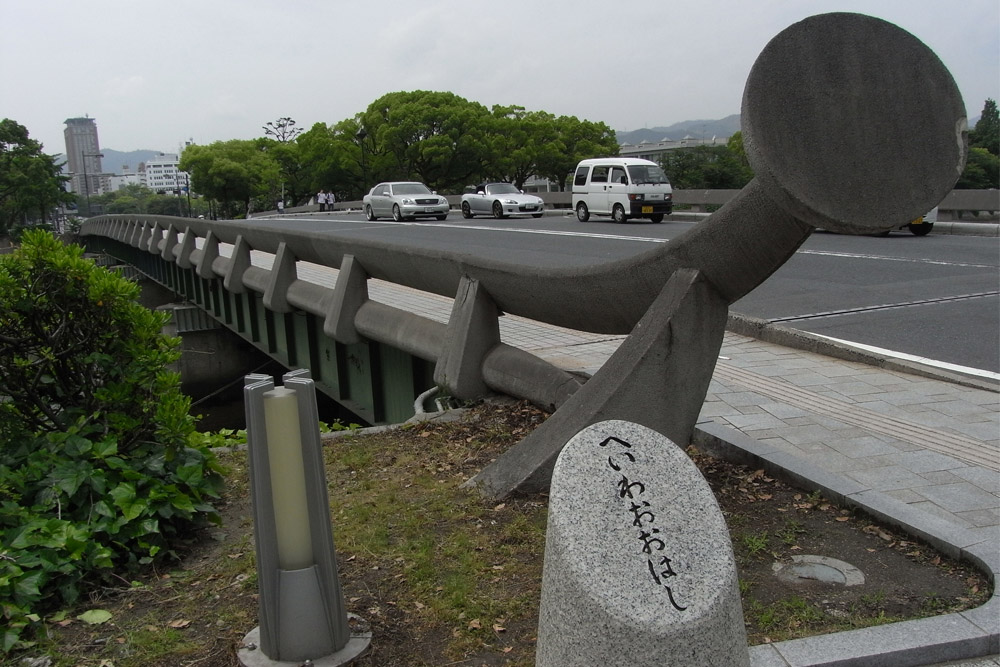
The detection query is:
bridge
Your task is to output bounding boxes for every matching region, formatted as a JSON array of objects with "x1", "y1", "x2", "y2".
[{"x1": 80, "y1": 10, "x2": 969, "y2": 500}]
